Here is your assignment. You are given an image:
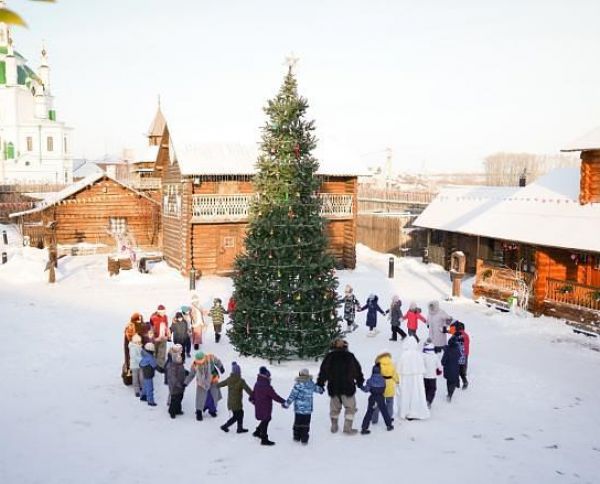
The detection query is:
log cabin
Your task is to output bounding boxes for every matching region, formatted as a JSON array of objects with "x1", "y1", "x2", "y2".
[
  {"x1": 414, "y1": 138, "x2": 600, "y2": 332},
  {"x1": 10, "y1": 172, "x2": 160, "y2": 255},
  {"x1": 153, "y1": 120, "x2": 363, "y2": 277}
]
